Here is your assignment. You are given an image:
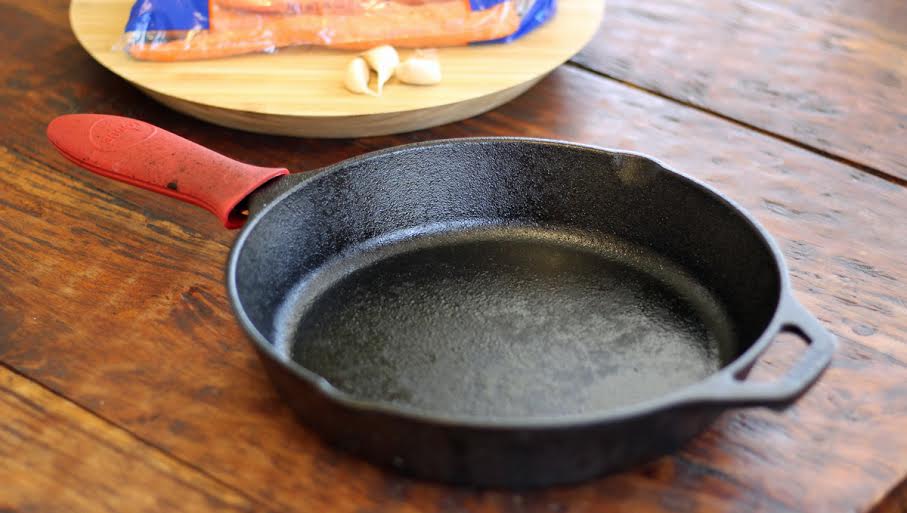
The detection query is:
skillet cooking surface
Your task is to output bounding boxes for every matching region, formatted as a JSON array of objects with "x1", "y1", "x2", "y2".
[{"x1": 275, "y1": 222, "x2": 737, "y2": 418}]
